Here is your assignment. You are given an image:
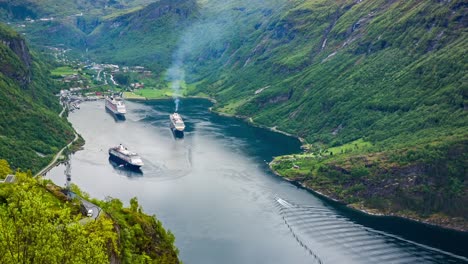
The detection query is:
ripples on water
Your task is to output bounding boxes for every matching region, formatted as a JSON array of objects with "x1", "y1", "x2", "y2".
[{"x1": 274, "y1": 197, "x2": 467, "y2": 264}]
